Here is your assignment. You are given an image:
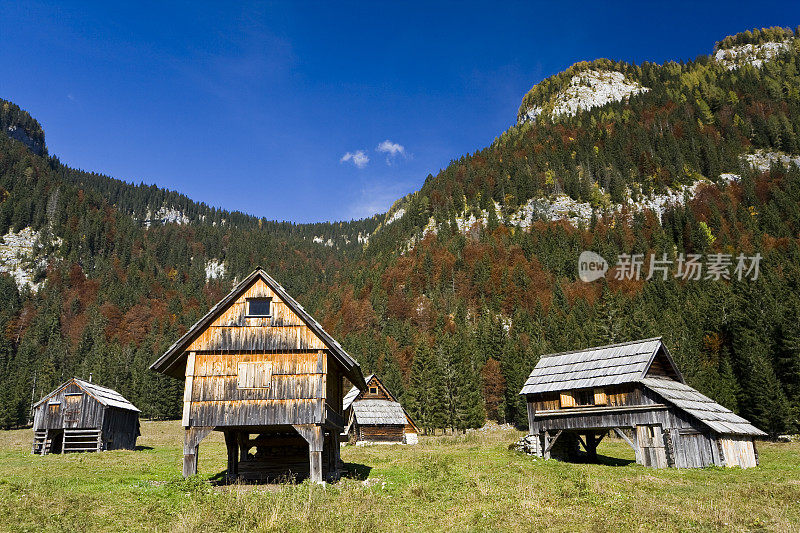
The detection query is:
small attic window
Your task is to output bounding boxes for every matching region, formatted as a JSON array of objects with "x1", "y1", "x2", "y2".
[
  {"x1": 369, "y1": 387, "x2": 378, "y2": 394},
  {"x1": 246, "y1": 297, "x2": 272, "y2": 317}
]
